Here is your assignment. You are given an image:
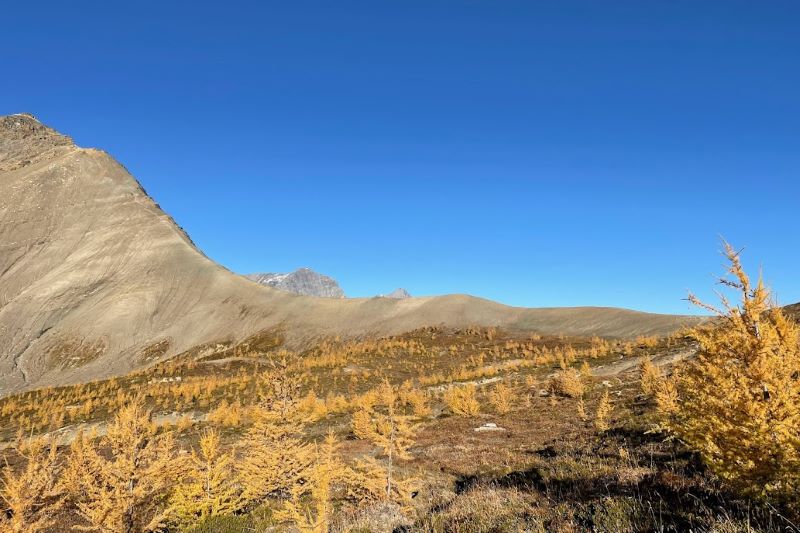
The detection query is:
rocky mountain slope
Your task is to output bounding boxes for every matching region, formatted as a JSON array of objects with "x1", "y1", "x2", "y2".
[
  {"x1": 0, "y1": 114, "x2": 700, "y2": 394},
  {"x1": 246, "y1": 268, "x2": 345, "y2": 298}
]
